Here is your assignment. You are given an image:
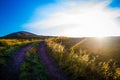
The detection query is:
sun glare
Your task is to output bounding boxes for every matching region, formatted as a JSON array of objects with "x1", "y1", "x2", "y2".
[
  {"x1": 24, "y1": 1, "x2": 120, "y2": 37},
  {"x1": 96, "y1": 36, "x2": 105, "y2": 39}
]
